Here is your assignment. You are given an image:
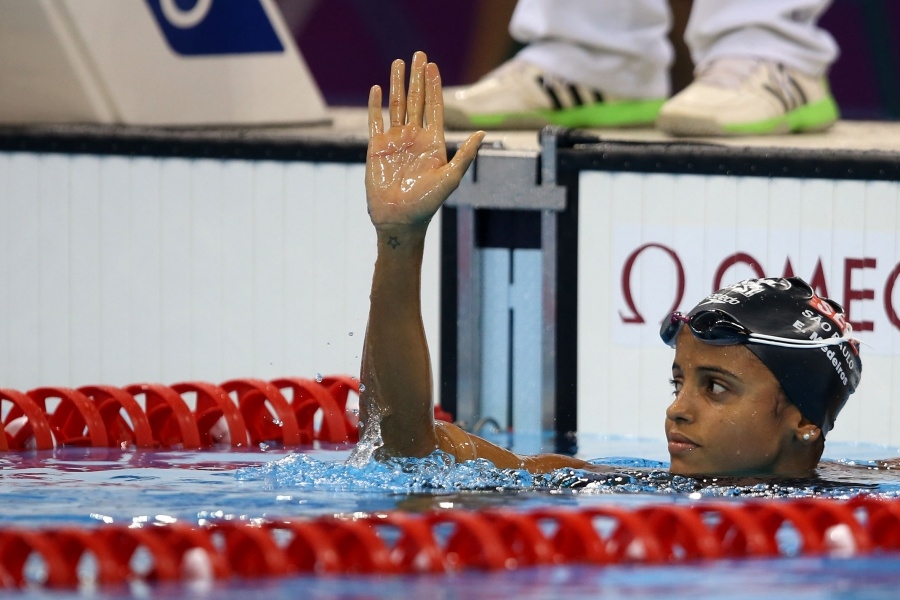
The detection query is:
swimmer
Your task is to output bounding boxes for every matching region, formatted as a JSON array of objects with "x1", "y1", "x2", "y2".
[{"x1": 359, "y1": 51, "x2": 862, "y2": 478}]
